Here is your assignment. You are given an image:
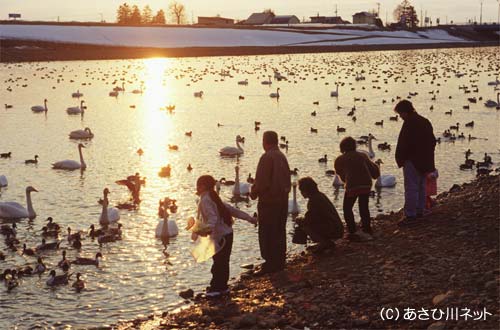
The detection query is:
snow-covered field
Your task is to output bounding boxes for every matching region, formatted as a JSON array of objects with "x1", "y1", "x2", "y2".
[{"x1": 0, "y1": 24, "x2": 469, "y2": 48}]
